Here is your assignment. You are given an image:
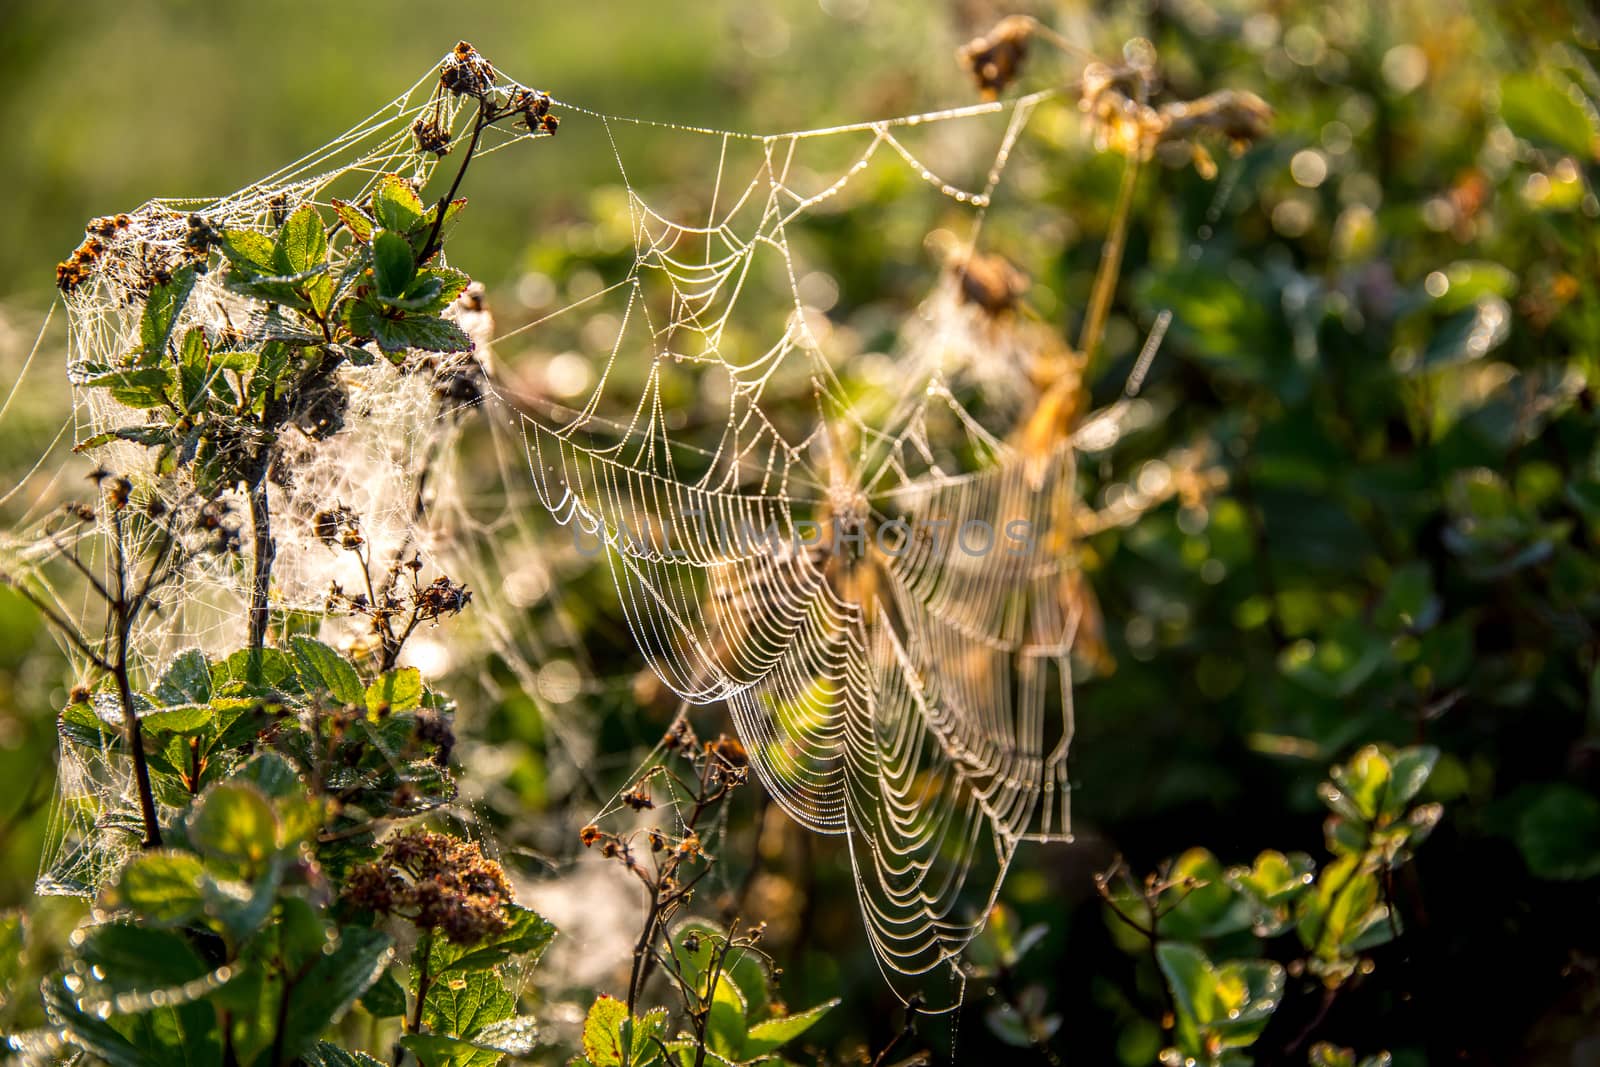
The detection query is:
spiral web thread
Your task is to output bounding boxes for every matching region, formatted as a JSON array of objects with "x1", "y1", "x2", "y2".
[{"x1": 2, "y1": 48, "x2": 1116, "y2": 1010}]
